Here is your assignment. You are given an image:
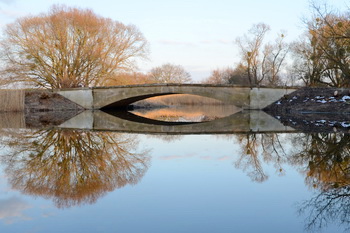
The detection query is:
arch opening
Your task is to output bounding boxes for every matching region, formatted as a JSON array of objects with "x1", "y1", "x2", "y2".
[
  {"x1": 129, "y1": 94, "x2": 240, "y2": 123},
  {"x1": 101, "y1": 93, "x2": 177, "y2": 110}
]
